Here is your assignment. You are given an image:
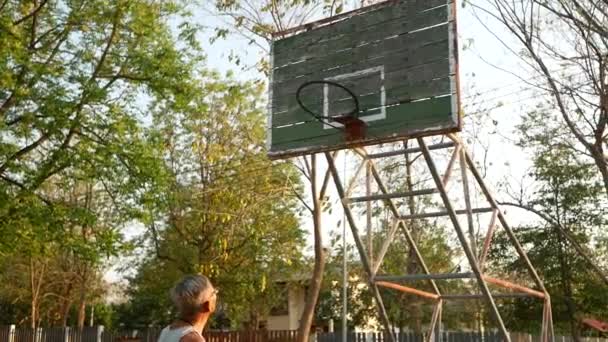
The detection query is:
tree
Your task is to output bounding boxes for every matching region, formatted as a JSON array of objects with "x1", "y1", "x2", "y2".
[
  {"x1": 487, "y1": 114, "x2": 608, "y2": 339},
  {"x1": 206, "y1": 2, "x2": 362, "y2": 341},
  {"x1": 124, "y1": 72, "x2": 306, "y2": 328},
  {"x1": 315, "y1": 236, "x2": 376, "y2": 331},
  {"x1": 289, "y1": 154, "x2": 336, "y2": 342},
  {"x1": 0, "y1": 0, "x2": 196, "y2": 208},
  {"x1": 1, "y1": 0, "x2": 205, "y2": 328},
  {"x1": 0, "y1": 177, "x2": 129, "y2": 328},
  {"x1": 211, "y1": 0, "x2": 342, "y2": 58},
  {"x1": 470, "y1": 0, "x2": 608, "y2": 199}
]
